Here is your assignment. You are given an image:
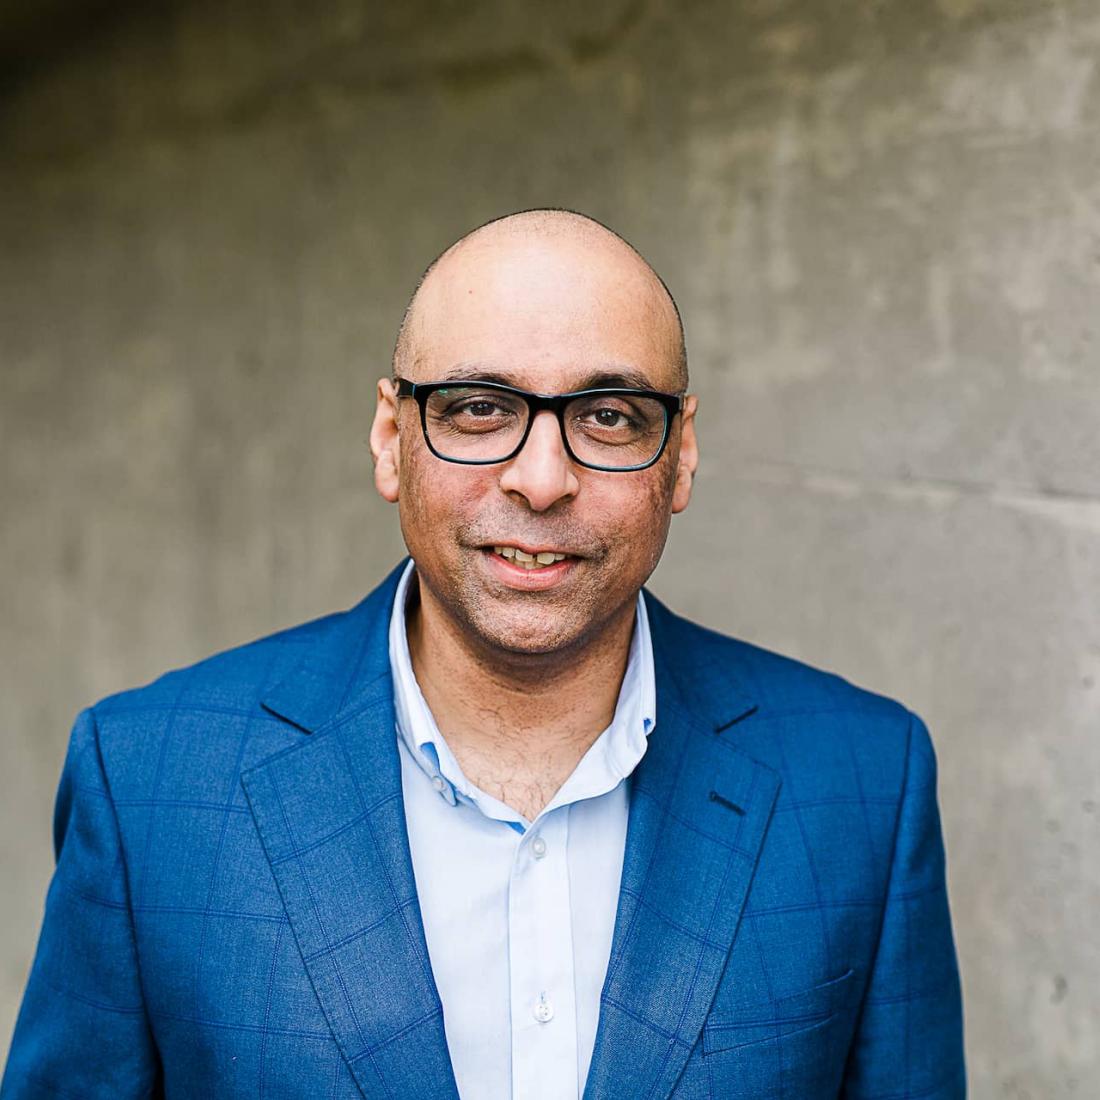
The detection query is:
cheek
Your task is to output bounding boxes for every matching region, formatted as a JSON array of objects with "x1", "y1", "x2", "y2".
[
  {"x1": 397, "y1": 447, "x2": 442, "y2": 550},
  {"x1": 397, "y1": 446, "x2": 487, "y2": 547},
  {"x1": 598, "y1": 471, "x2": 675, "y2": 563}
]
